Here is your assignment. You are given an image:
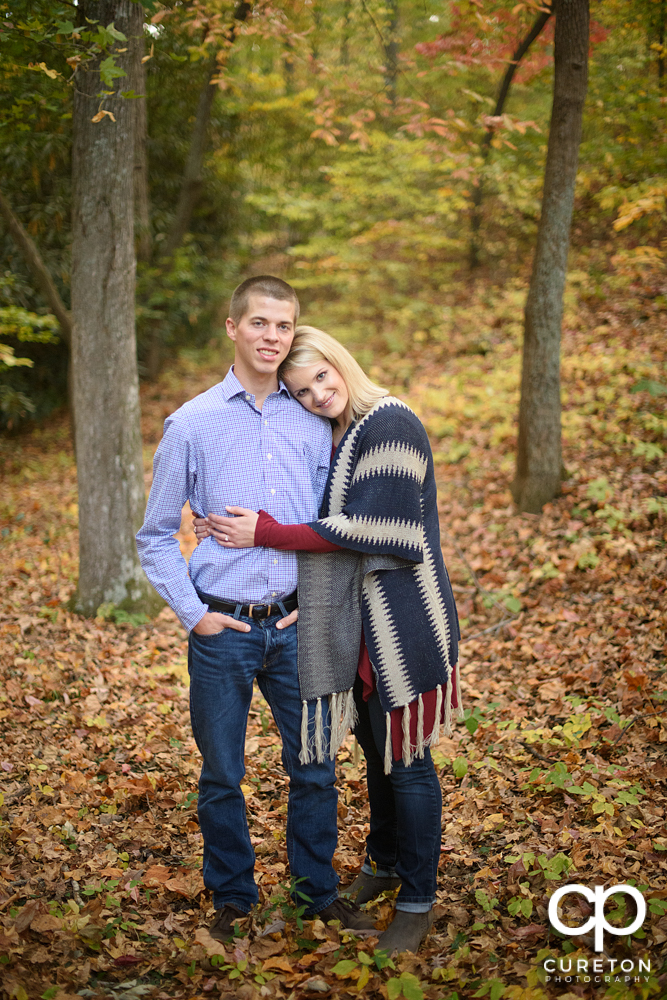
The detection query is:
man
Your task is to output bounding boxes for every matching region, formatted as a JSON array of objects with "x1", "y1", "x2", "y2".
[{"x1": 136, "y1": 275, "x2": 374, "y2": 940}]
